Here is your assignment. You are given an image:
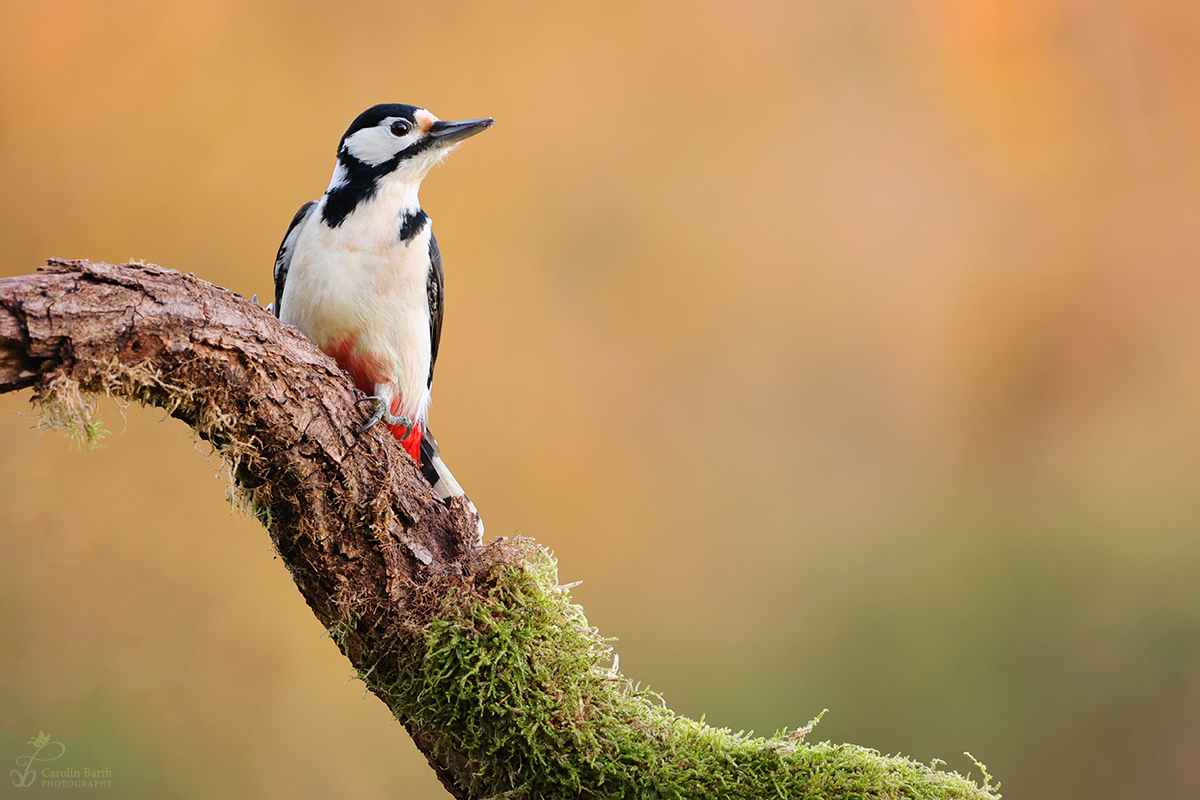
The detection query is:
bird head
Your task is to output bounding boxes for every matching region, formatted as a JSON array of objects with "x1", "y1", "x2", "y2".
[
  {"x1": 335, "y1": 104, "x2": 492, "y2": 184},
  {"x1": 319, "y1": 104, "x2": 492, "y2": 228}
]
